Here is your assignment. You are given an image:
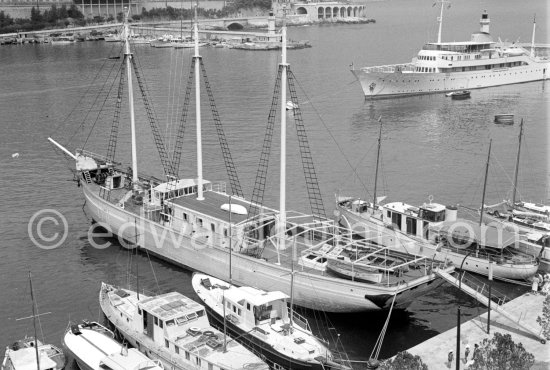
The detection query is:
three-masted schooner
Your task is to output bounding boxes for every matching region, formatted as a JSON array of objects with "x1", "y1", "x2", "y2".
[{"x1": 49, "y1": 6, "x2": 453, "y2": 313}]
